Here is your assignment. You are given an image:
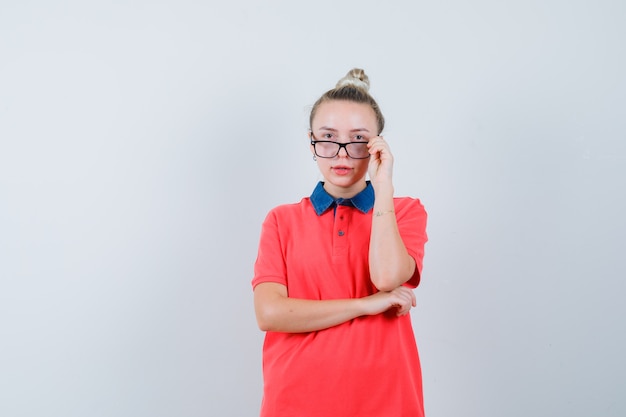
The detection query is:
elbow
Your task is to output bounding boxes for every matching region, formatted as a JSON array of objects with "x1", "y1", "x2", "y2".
[
  {"x1": 255, "y1": 310, "x2": 271, "y2": 332},
  {"x1": 255, "y1": 304, "x2": 279, "y2": 332},
  {"x1": 253, "y1": 283, "x2": 287, "y2": 332},
  {"x1": 371, "y1": 278, "x2": 398, "y2": 292},
  {"x1": 257, "y1": 320, "x2": 274, "y2": 333},
  {"x1": 370, "y1": 265, "x2": 416, "y2": 292},
  {"x1": 369, "y1": 270, "x2": 398, "y2": 292},
  {"x1": 257, "y1": 322, "x2": 272, "y2": 332}
]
